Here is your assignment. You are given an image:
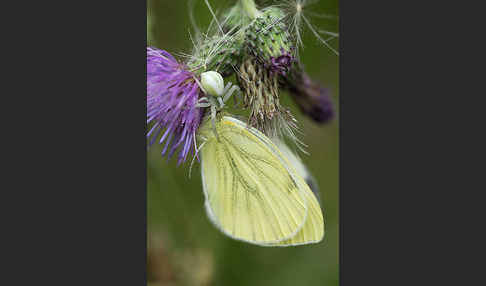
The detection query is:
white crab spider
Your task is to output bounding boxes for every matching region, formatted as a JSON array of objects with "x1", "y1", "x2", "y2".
[
  {"x1": 188, "y1": 71, "x2": 241, "y2": 177},
  {"x1": 195, "y1": 71, "x2": 241, "y2": 133}
]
